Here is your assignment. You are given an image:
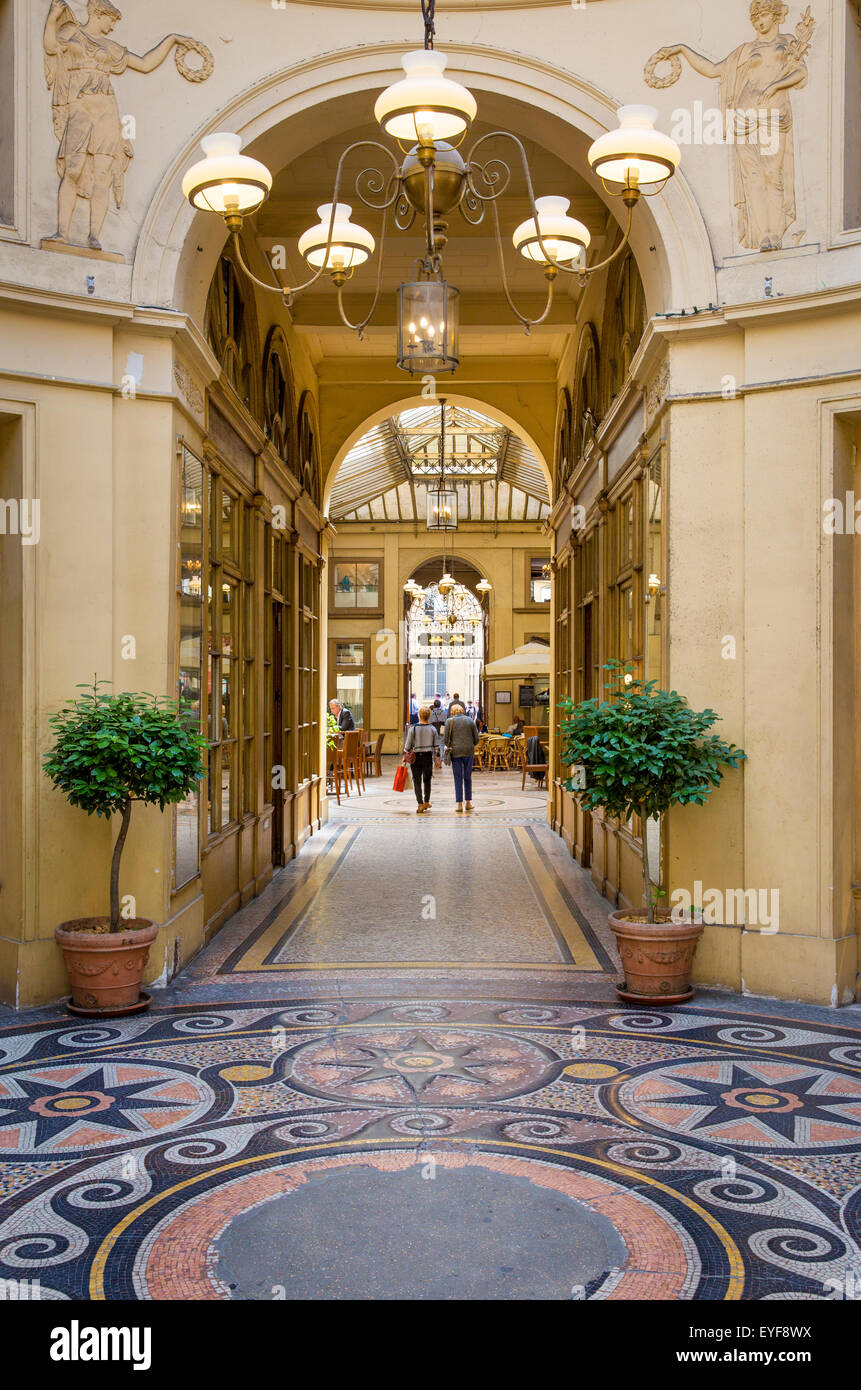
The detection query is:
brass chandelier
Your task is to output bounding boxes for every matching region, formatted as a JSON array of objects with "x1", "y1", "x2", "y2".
[{"x1": 183, "y1": 0, "x2": 681, "y2": 374}]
